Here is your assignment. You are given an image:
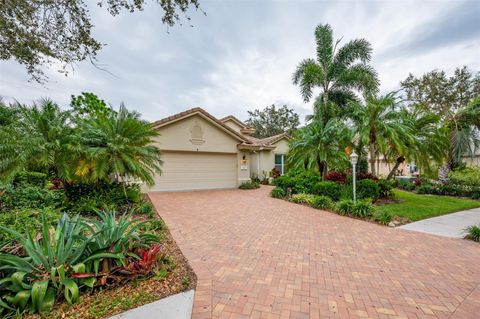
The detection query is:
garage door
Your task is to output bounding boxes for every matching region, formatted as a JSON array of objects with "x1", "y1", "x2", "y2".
[{"x1": 150, "y1": 152, "x2": 237, "y2": 191}]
